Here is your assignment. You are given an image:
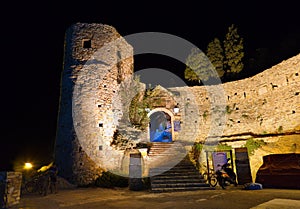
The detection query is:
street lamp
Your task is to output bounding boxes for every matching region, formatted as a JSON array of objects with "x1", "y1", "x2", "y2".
[{"x1": 24, "y1": 162, "x2": 33, "y2": 170}]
